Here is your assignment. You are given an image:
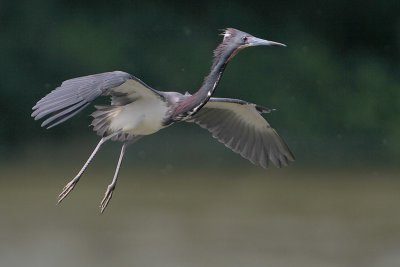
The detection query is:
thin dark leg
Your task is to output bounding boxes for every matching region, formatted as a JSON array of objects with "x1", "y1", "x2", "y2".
[{"x1": 99, "y1": 142, "x2": 128, "y2": 213}]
